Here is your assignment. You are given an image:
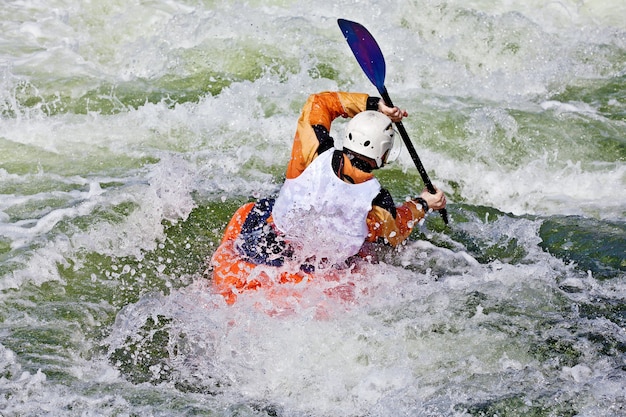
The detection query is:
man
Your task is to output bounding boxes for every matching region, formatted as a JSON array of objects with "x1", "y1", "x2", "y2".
[{"x1": 211, "y1": 91, "x2": 447, "y2": 304}]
